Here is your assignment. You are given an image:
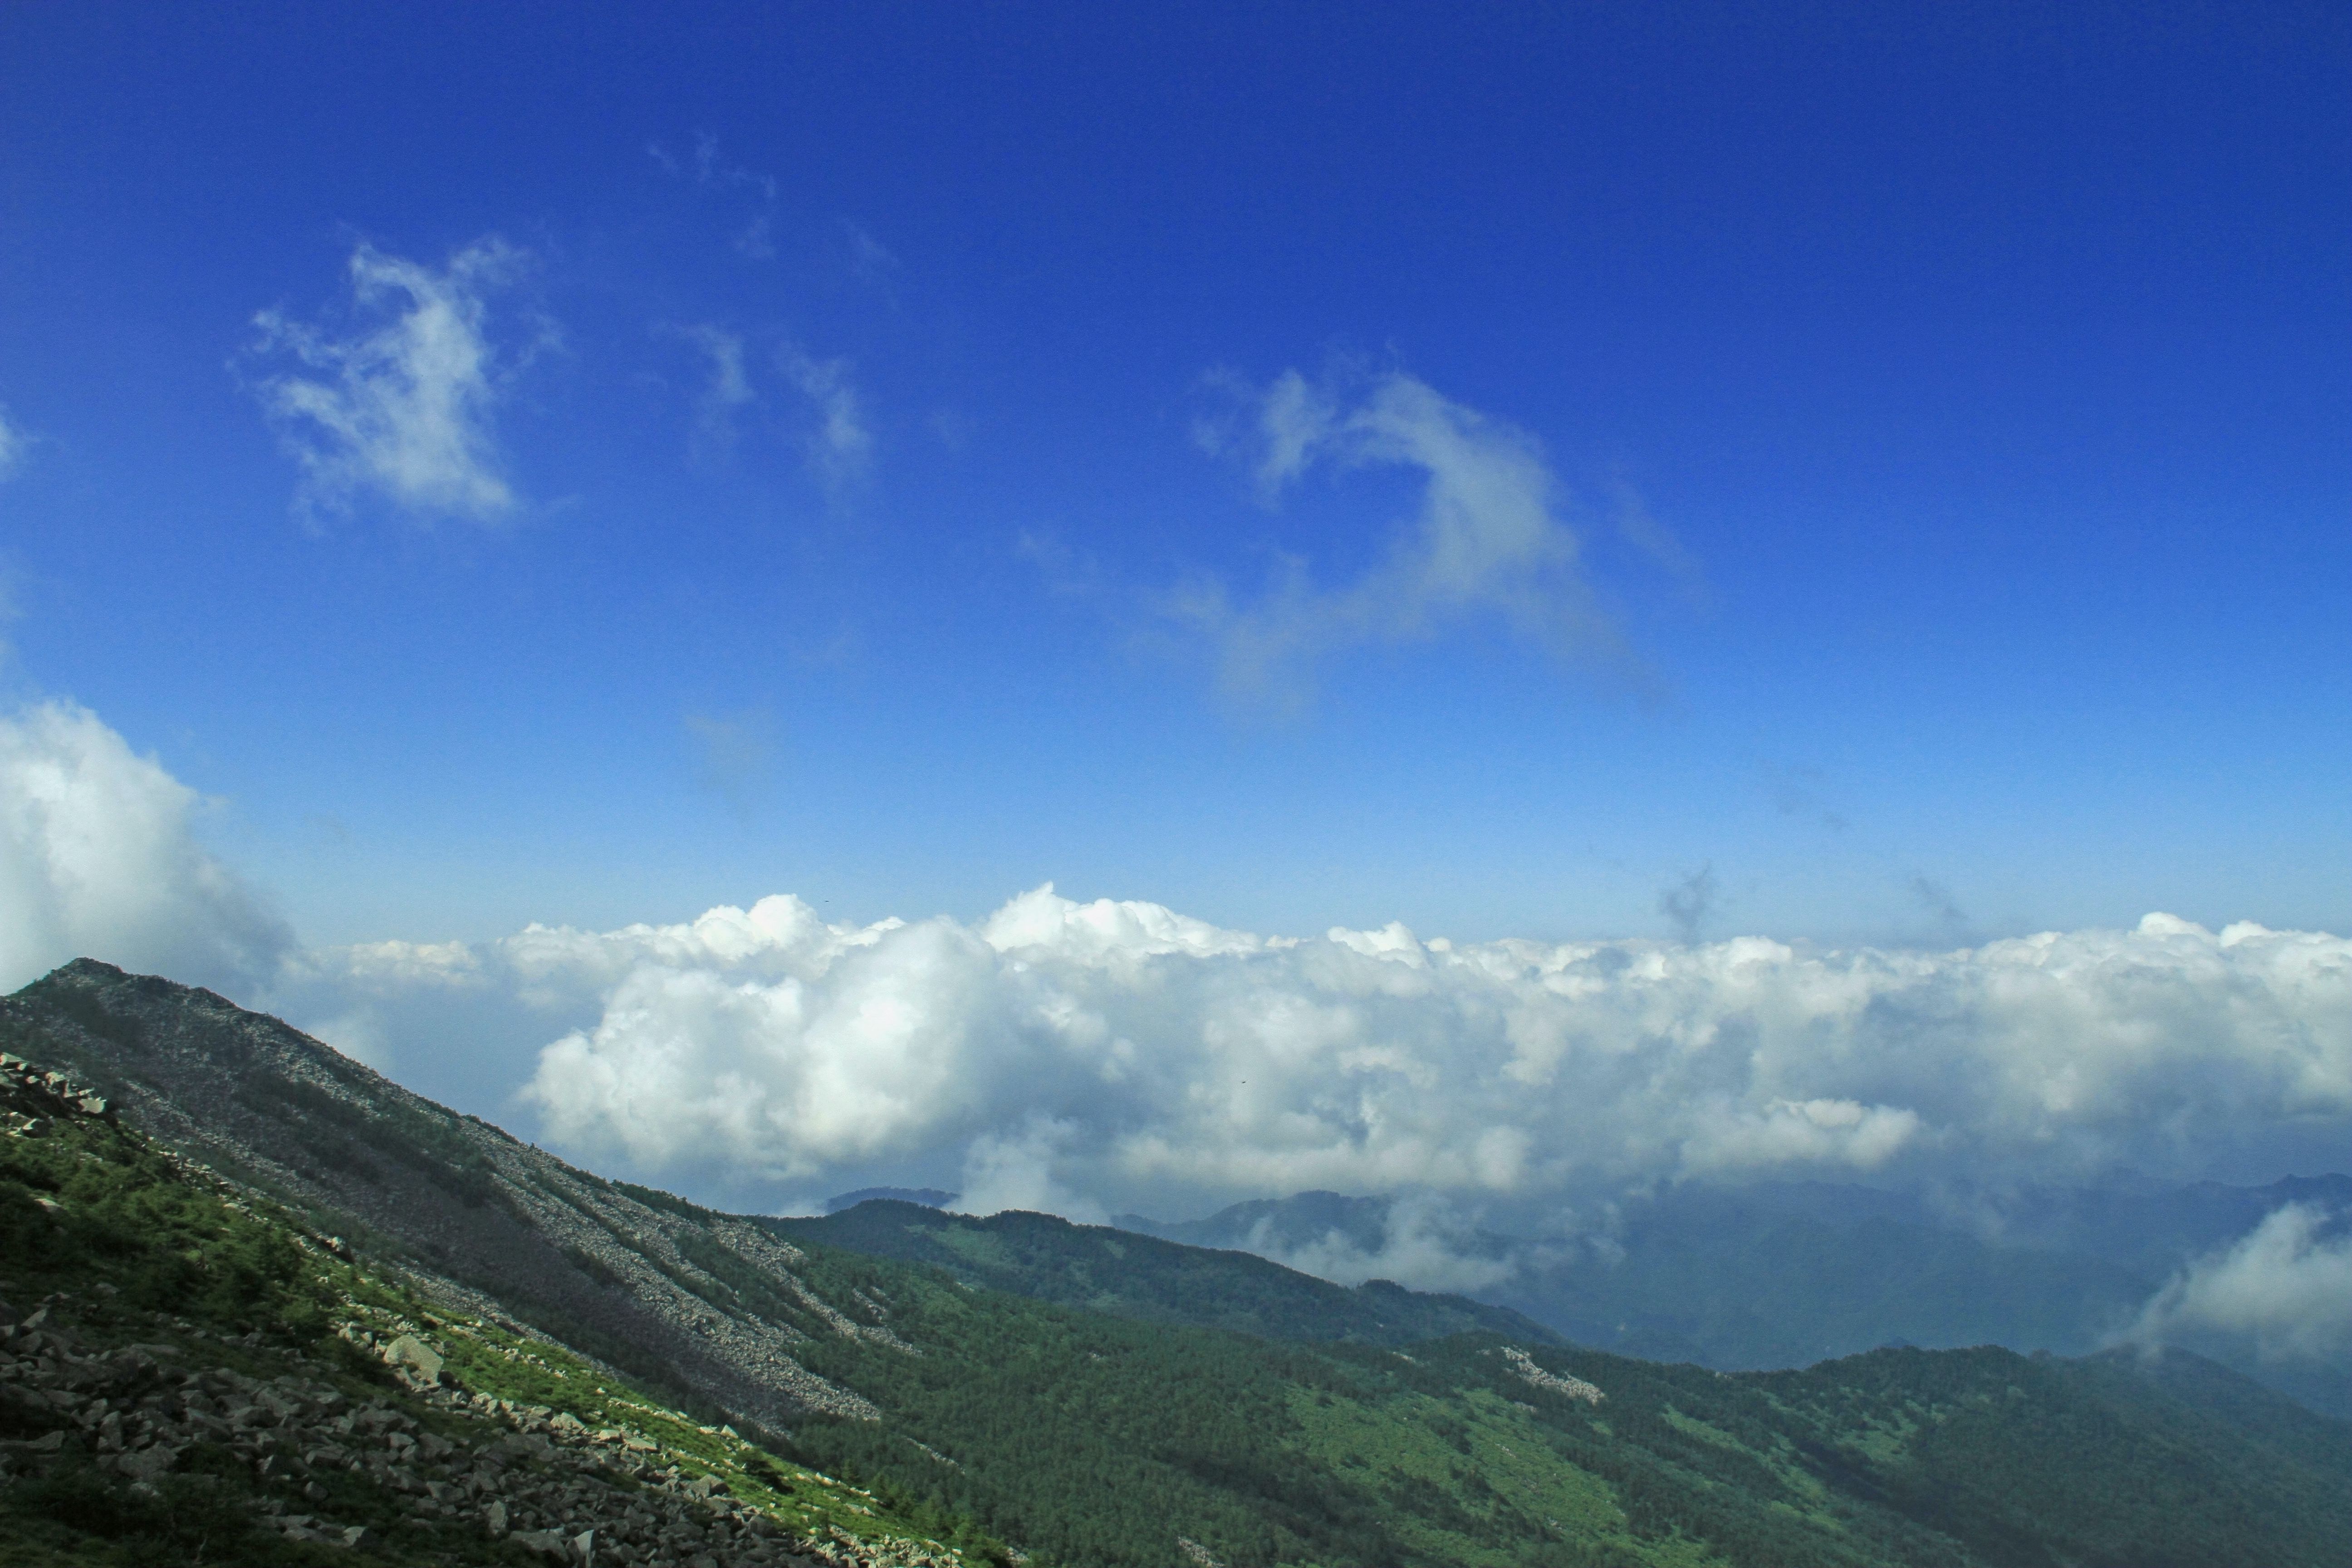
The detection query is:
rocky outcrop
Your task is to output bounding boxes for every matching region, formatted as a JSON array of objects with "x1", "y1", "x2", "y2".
[
  {"x1": 0, "y1": 1291, "x2": 959, "y2": 1568},
  {"x1": 0, "y1": 1048, "x2": 116, "y2": 1133},
  {"x1": 1504, "y1": 1344, "x2": 1604, "y2": 1405}
]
